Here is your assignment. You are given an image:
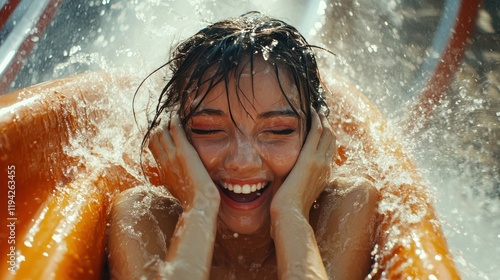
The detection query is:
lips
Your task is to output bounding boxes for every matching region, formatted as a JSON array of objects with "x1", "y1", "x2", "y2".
[{"x1": 217, "y1": 180, "x2": 270, "y2": 208}]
